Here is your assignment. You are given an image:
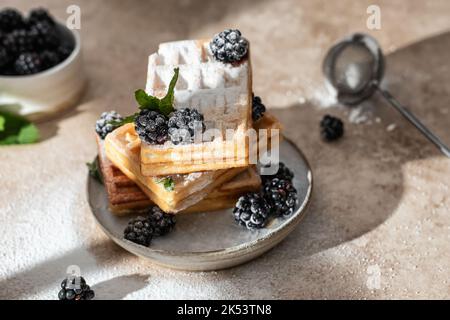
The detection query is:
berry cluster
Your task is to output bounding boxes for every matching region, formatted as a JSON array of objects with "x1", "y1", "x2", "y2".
[
  {"x1": 320, "y1": 115, "x2": 344, "y2": 141},
  {"x1": 95, "y1": 111, "x2": 124, "y2": 139},
  {"x1": 58, "y1": 276, "x2": 95, "y2": 301},
  {"x1": 135, "y1": 108, "x2": 205, "y2": 146},
  {"x1": 210, "y1": 29, "x2": 248, "y2": 63},
  {"x1": 252, "y1": 94, "x2": 266, "y2": 122},
  {"x1": 0, "y1": 8, "x2": 74, "y2": 75},
  {"x1": 234, "y1": 163, "x2": 298, "y2": 230},
  {"x1": 124, "y1": 206, "x2": 176, "y2": 247}
]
